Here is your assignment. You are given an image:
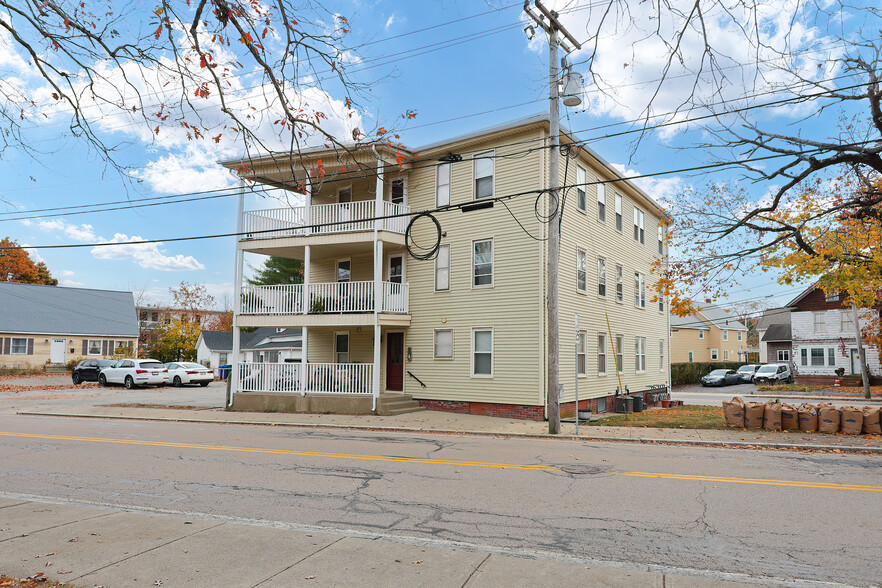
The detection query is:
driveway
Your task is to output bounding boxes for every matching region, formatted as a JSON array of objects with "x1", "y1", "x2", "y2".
[{"x1": 674, "y1": 382, "x2": 881, "y2": 408}]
